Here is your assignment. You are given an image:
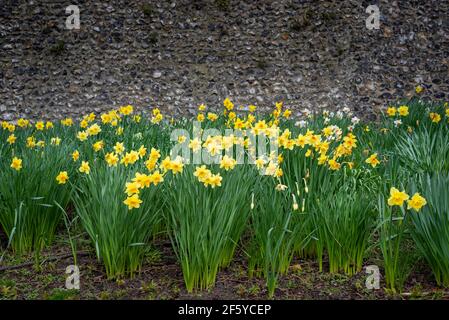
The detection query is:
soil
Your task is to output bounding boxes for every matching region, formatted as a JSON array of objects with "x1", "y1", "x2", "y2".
[{"x1": 1, "y1": 232, "x2": 448, "y2": 300}]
